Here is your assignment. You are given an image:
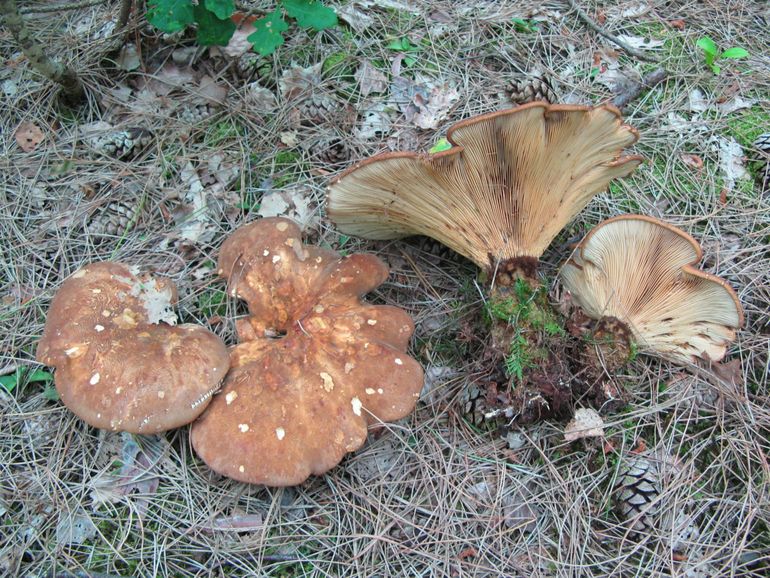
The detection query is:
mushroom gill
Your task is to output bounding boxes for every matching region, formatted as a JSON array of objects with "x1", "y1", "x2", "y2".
[
  {"x1": 327, "y1": 102, "x2": 642, "y2": 281},
  {"x1": 560, "y1": 215, "x2": 744, "y2": 364}
]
